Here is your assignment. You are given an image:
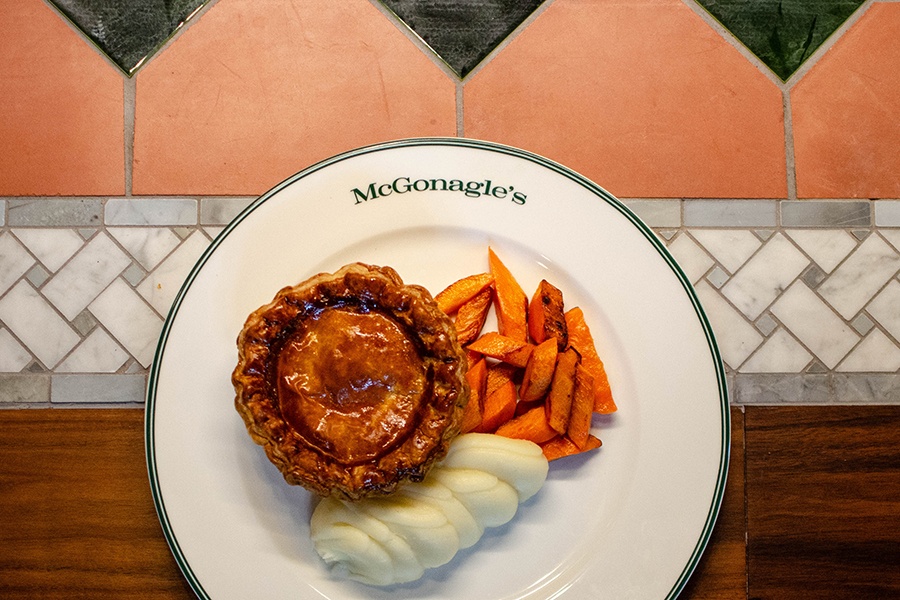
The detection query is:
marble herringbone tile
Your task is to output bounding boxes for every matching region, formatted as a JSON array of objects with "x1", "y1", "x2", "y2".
[
  {"x1": 0, "y1": 222, "x2": 214, "y2": 384},
  {"x1": 681, "y1": 224, "x2": 900, "y2": 380}
]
